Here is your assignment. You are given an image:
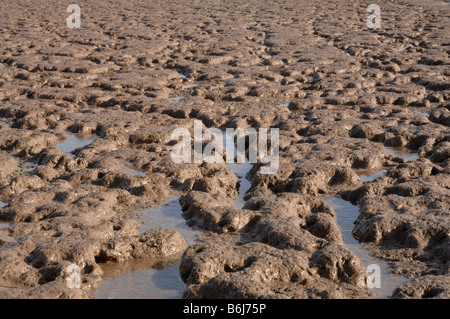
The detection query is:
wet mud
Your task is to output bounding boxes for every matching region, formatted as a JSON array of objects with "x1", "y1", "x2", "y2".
[{"x1": 0, "y1": 0, "x2": 448, "y2": 299}]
